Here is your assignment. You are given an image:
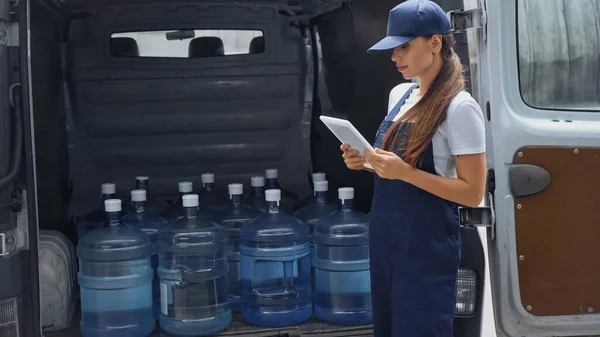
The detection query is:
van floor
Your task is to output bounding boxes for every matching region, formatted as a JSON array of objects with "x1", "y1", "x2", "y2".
[{"x1": 44, "y1": 302, "x2": 374, "y2": 337}]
